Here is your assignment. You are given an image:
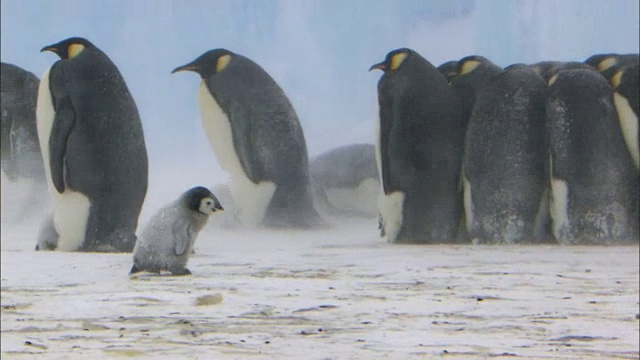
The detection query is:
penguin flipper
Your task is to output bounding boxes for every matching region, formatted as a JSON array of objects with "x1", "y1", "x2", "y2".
[
  {"x1": 233, "y1": 115, "x2": 262, "y2": 183},
  {"x1": 49, "y1": 96, "x2": 76, "y2": 193},
  {"x1": 173, "y1": 219, "x2": 193, "y2": 256}
]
